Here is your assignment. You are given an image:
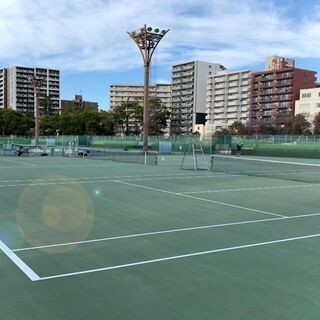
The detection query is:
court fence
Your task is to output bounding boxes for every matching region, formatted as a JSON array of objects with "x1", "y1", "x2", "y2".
[{"x1": 1, "y1": 134, "x2": 320, "y2": 158}]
